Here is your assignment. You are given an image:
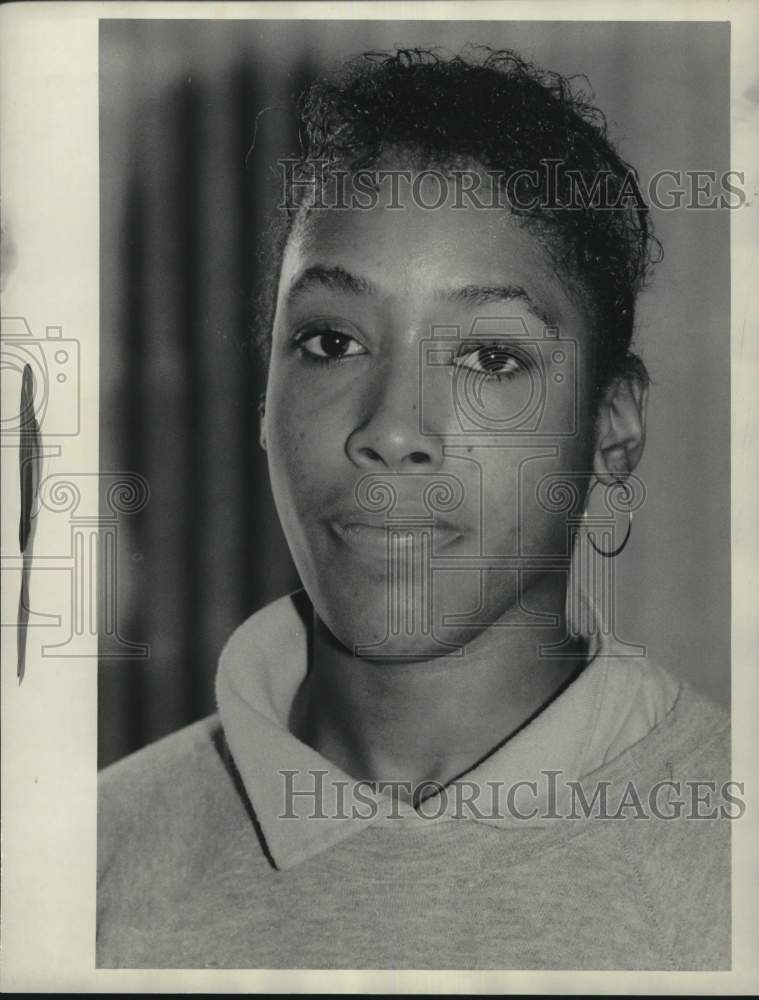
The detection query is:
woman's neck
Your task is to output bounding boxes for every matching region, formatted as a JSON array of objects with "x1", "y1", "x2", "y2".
[{"x1": 288, "y1": 575, "x2": 589, "y2": 801}]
